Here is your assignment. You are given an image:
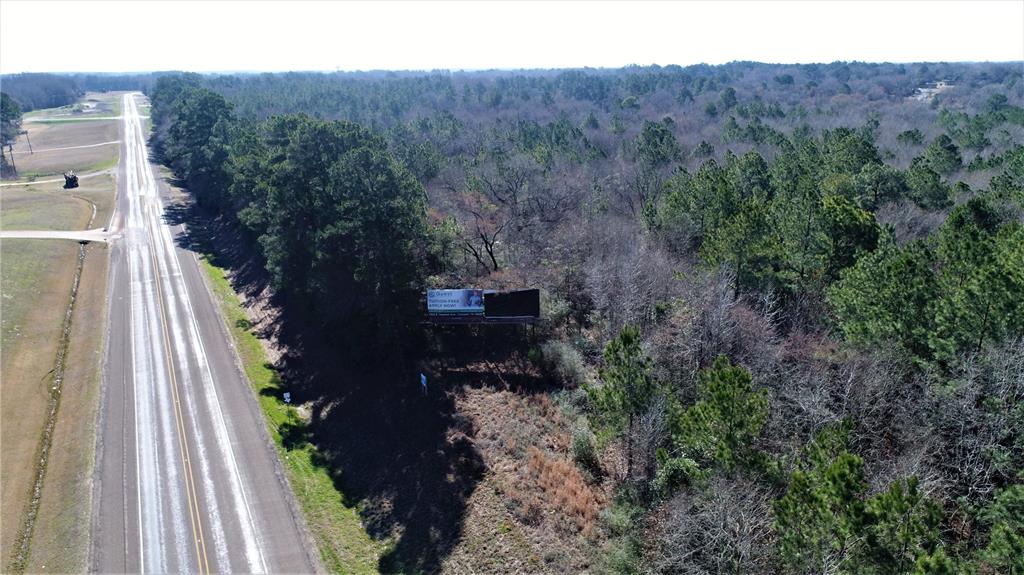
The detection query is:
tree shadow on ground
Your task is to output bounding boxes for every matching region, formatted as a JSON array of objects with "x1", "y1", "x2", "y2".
[{"x1": 163, "y1": 200, "x2": 547, "y2": 573}]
